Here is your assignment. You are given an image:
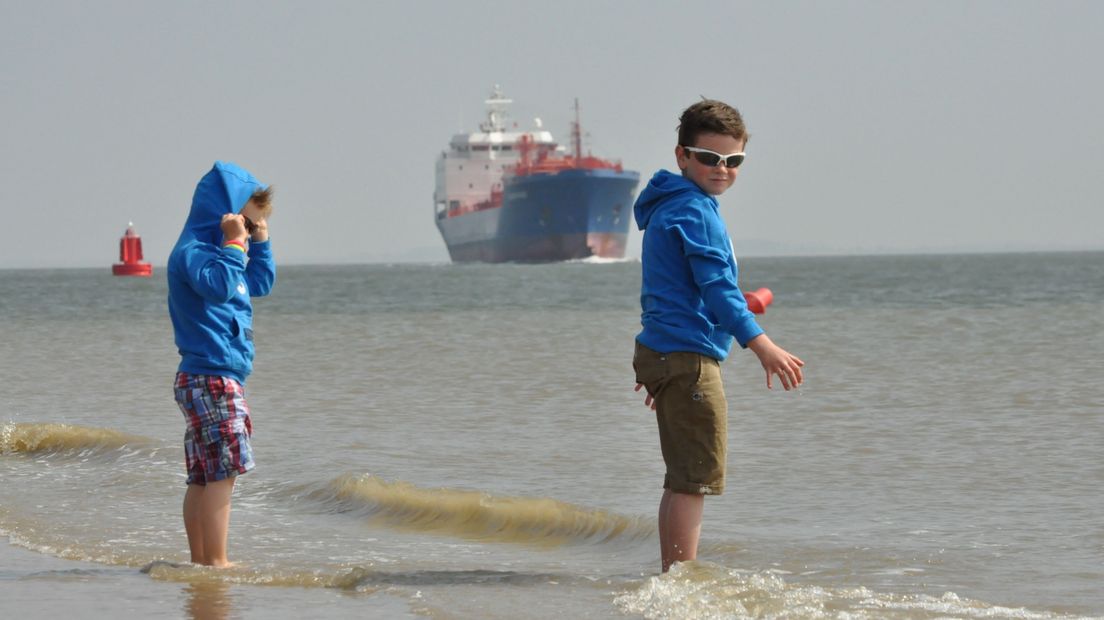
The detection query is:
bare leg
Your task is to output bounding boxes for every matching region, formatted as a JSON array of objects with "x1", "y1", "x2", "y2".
[
  {"x1": 198, "y1": 477, "x2": 237, "y2": 568},
  {"x1": 660, "y1": 491, "x2": 703, "y2": 572},
  {"x1": 658, "y1": 489, "x2": 671, "y2": 572},
  {"x1": 183, "y1": 483, "x2": 207, "y2": 564}
]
